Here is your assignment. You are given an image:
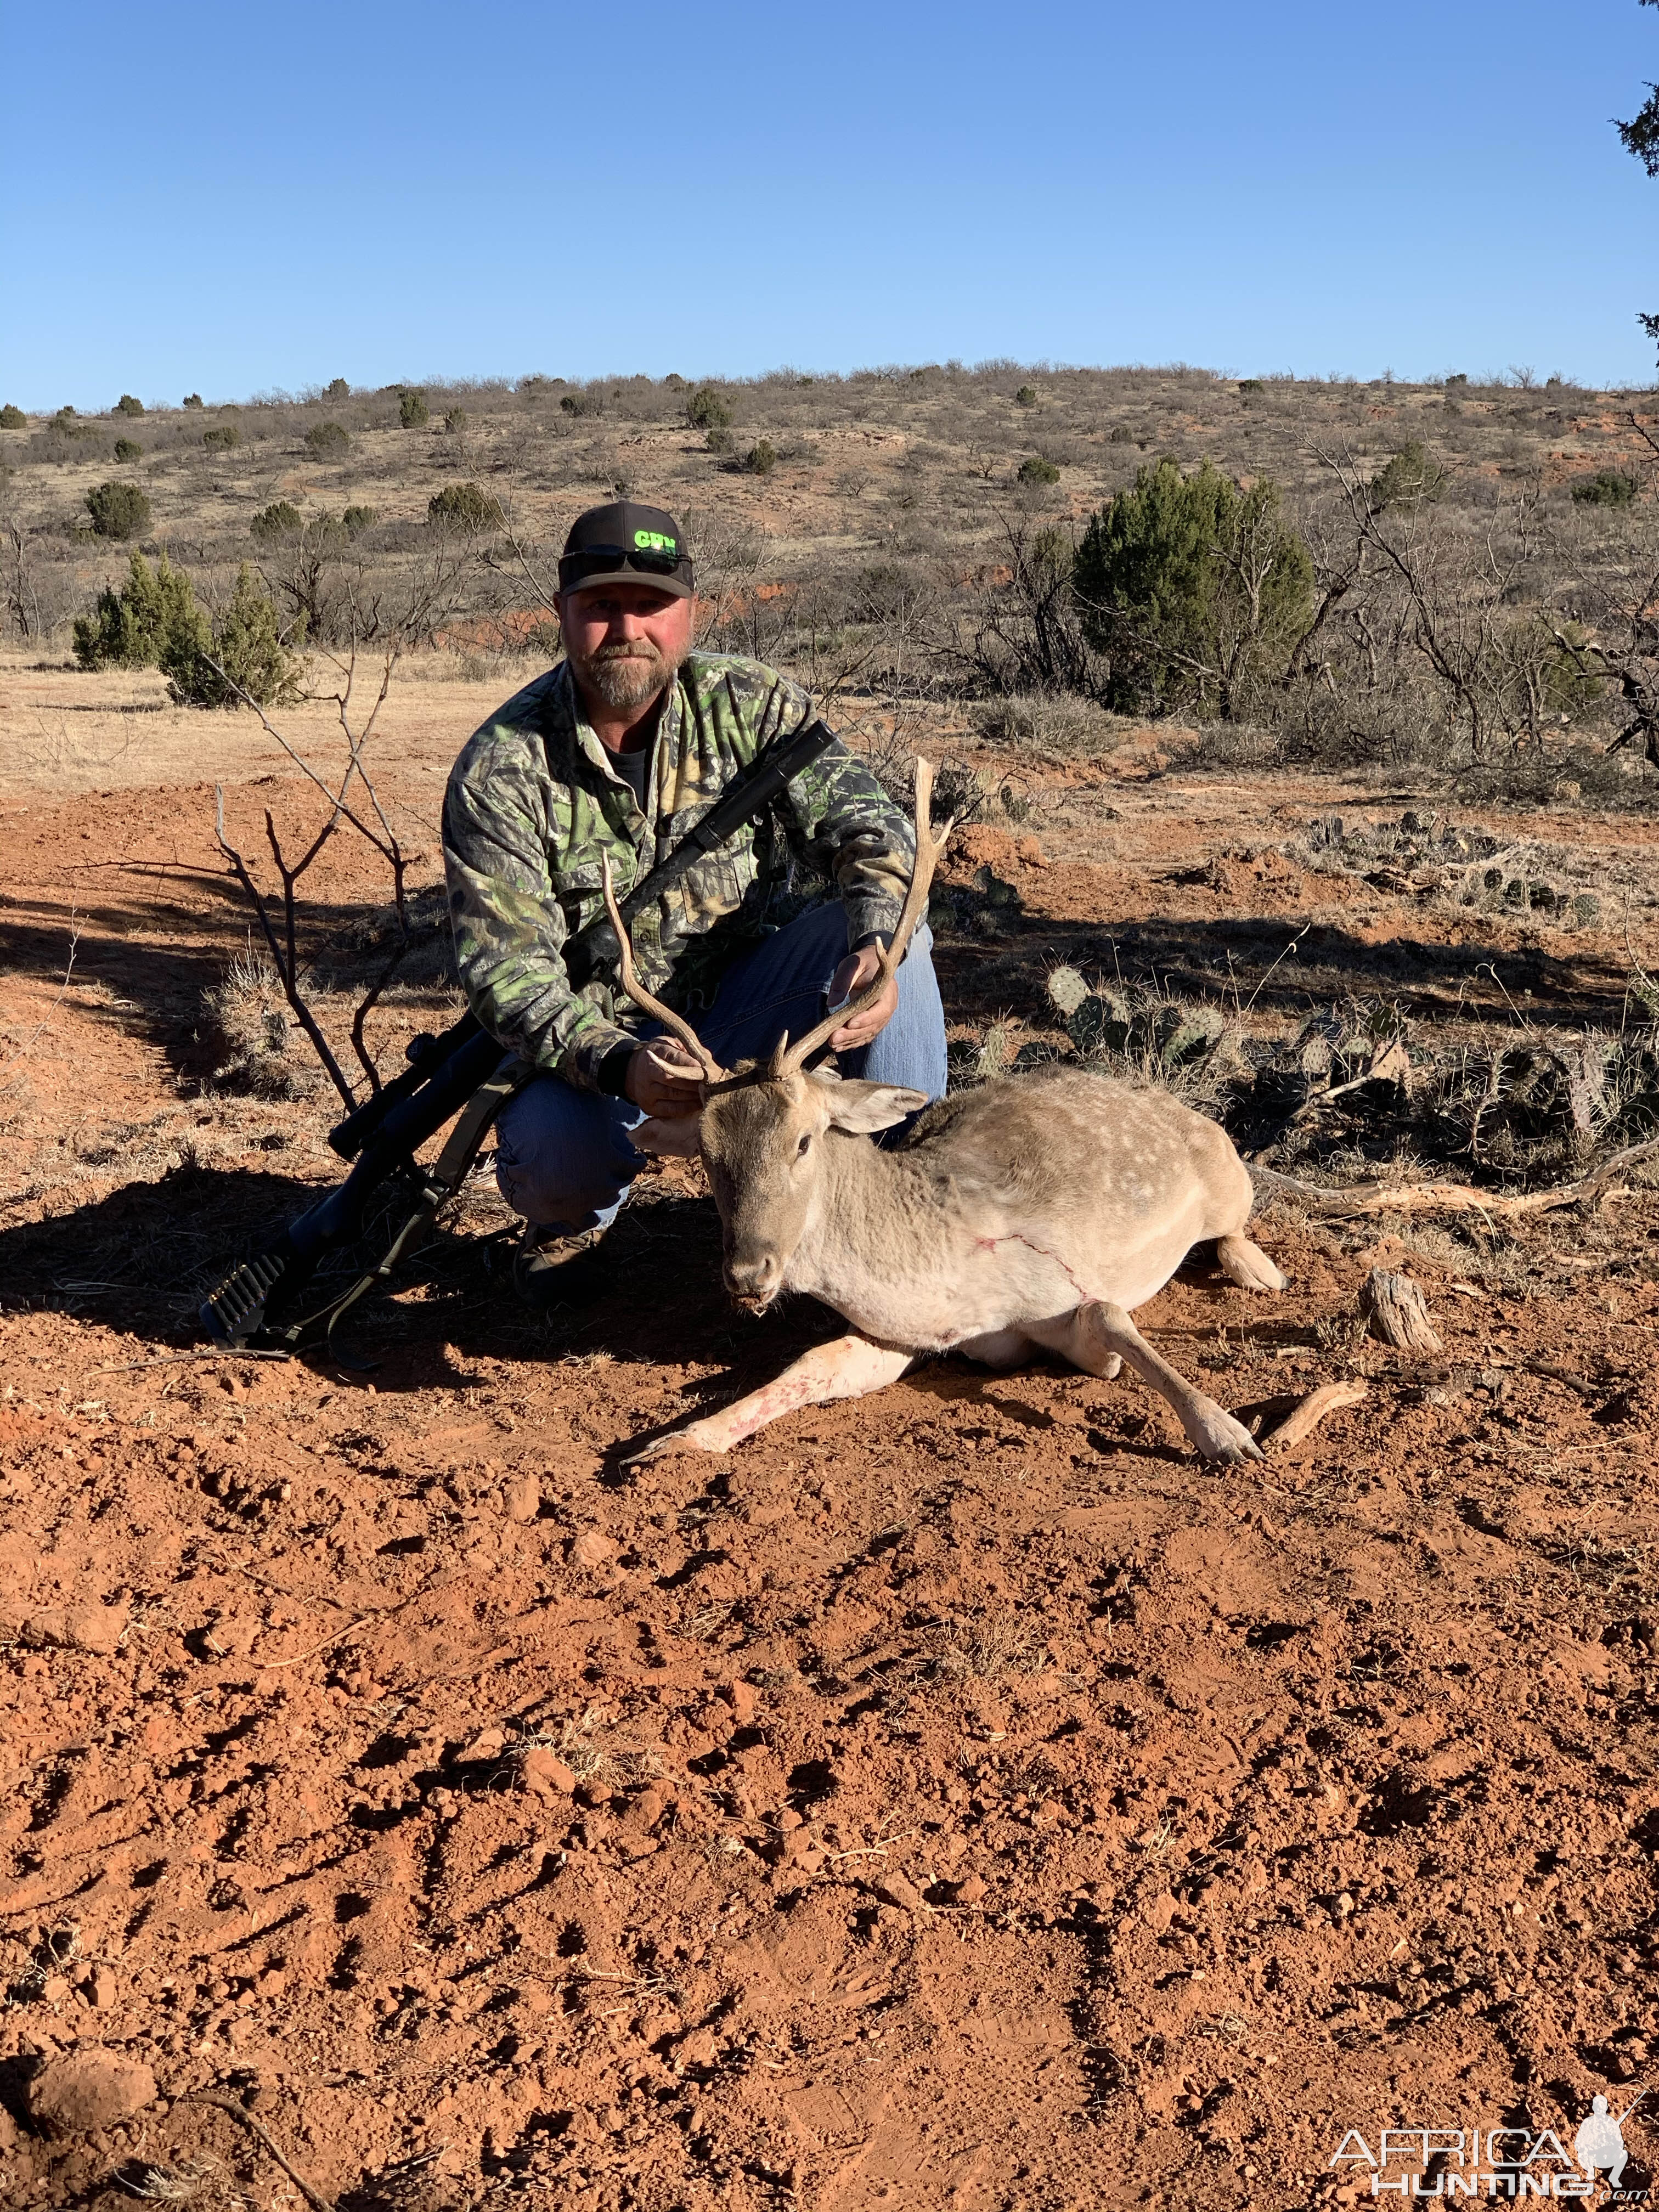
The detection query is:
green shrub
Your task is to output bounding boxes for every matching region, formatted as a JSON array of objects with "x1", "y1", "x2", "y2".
[
  {"x1": 342, "y1": 504, "x2": 377, "y2": 538},
  {"x1": 1015, "y1": 384, "x2": 1039, "y2": 407},
  {"x1": 0, "y1": 404, "x2": 24, "y2": 429},
  {"x1": 559, "y1": 388, "x2": 604, "y2": 418},
  {"x1": 1073, "y1": 456, "x2": 1314, "y2": 720},
  {"x1": 1017, "y1": 454, "x2": 1060, "y2": 484},
  {"x1": 1571, "y1": 469, "x2": 1638, "y2": 509},
  {"x1": 324, "y1": 377, "x2": 350, "y2": 399},
  {"x1": 176, "y1": 564, "x2": 301, "y2": 708},
  {"x1": 664, "y1": 373, "x2": 687, "y2": 391},
  {"x1": 74, "y1": 550, "x2": 207, "y2": 673},
  {"x1": 251, "y1": 500, "x2": 304, "y2": 544},
  {"x1": 202, "y1": 424, "x2": 240, "y2": 452},
  {"x1": 1446, "y1": 372, "x2": 1469, "y2": 388},
  {"x1": 113, "y1": 437, "x2": 142, "y2": 463},
  {"x1": 304, "y1": 421, "x2": 351, "y2": 458},
  {"x1": 1238, "y1": 377, "x2": 1265, "y2": 395},
  {"x1": 519, "y1": 374, "x2": 557, "y2": 394},
  {"x1": 1369, "y1": 439, "x2": 1445, "y2": 510},
  {"x1": 398, "y1": 387, "x2": 429, "y2": 428},
  {"x1": 746, "y1": 438, "x2": 777, "y2": 476},
  {"x1": 115, "y1": 393, "x2": 145, "y2": 416},
  {"x1": 76, "y1": 550, "x2": 298, "y2": 708},
  {"x1": 706, "y1": 426, "x2": 733, "y2": 455},
  {"x1": 427, "y1": 481, "x2": 504, "y2": 531},
  {"x1": 183, "y1": 393, "x2": 204, "y2": 409},
  {"x1": 686, "y1": 384, "x2": 730, "y2": 430},
  {"x1": 84, "y1": 479, "x2": 152, "y2": 540},
  {"x1": 443, "y1": 406, "x2": 468, "y2": 433}
]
